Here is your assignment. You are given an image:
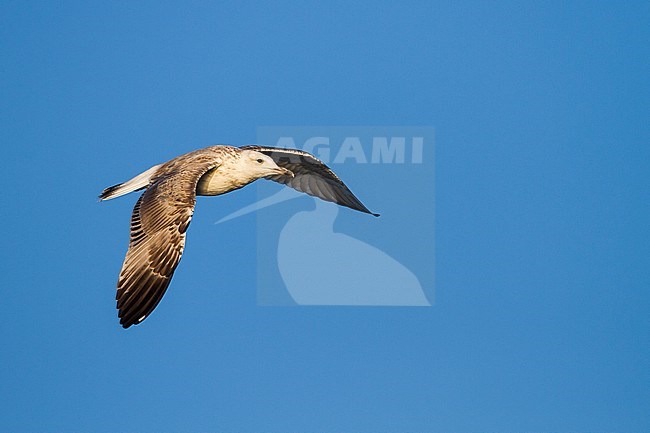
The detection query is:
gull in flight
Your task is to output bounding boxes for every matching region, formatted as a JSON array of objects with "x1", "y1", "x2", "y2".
[{"x1": 100, "y1": 145, "x2": 378, "y2": 328}]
